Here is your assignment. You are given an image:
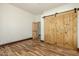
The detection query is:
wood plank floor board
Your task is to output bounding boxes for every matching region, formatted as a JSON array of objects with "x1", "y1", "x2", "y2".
[
  {"x1": 34, "y1": 45, "x2": 62, "y2": 56},
  {"x1": 0, "y1": 39, "x2": 79, "y2": 56}
]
